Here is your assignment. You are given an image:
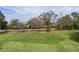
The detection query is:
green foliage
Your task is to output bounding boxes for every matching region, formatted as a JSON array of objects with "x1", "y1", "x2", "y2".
[
  {"x1": 56, "y1": 15, "x2": 73, "y2": 30},
  {"x1": 1, "y1": 10, "x2": 79, "y2": 30},
  {"x1": 45, "y1": 23, "x2": 51, "y2": 32},
  {"x1": 56, "y1": 24, "x2": 62, "y2": 30},
  {"x1": 1, "y1": 20, "x2": 8, "y2": 29},
  {"x1": 71, "y1": 12, "x2": 79, "y2": 29},
  {"x1": 70, "y1": 32, "x2": 79, "y2": 43},
  {"x1": 8, "y1": 19, "x2": 19, "y2": 29},
  {"x1": 8, "y1": 19, "x2": 25, "y2": 29},
  {"x1": 0, "y1": 11, "x2": 8, "y2": 30},
  {"x1": 71, "y1": 12, "x2": 79, "y2": 19}
]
